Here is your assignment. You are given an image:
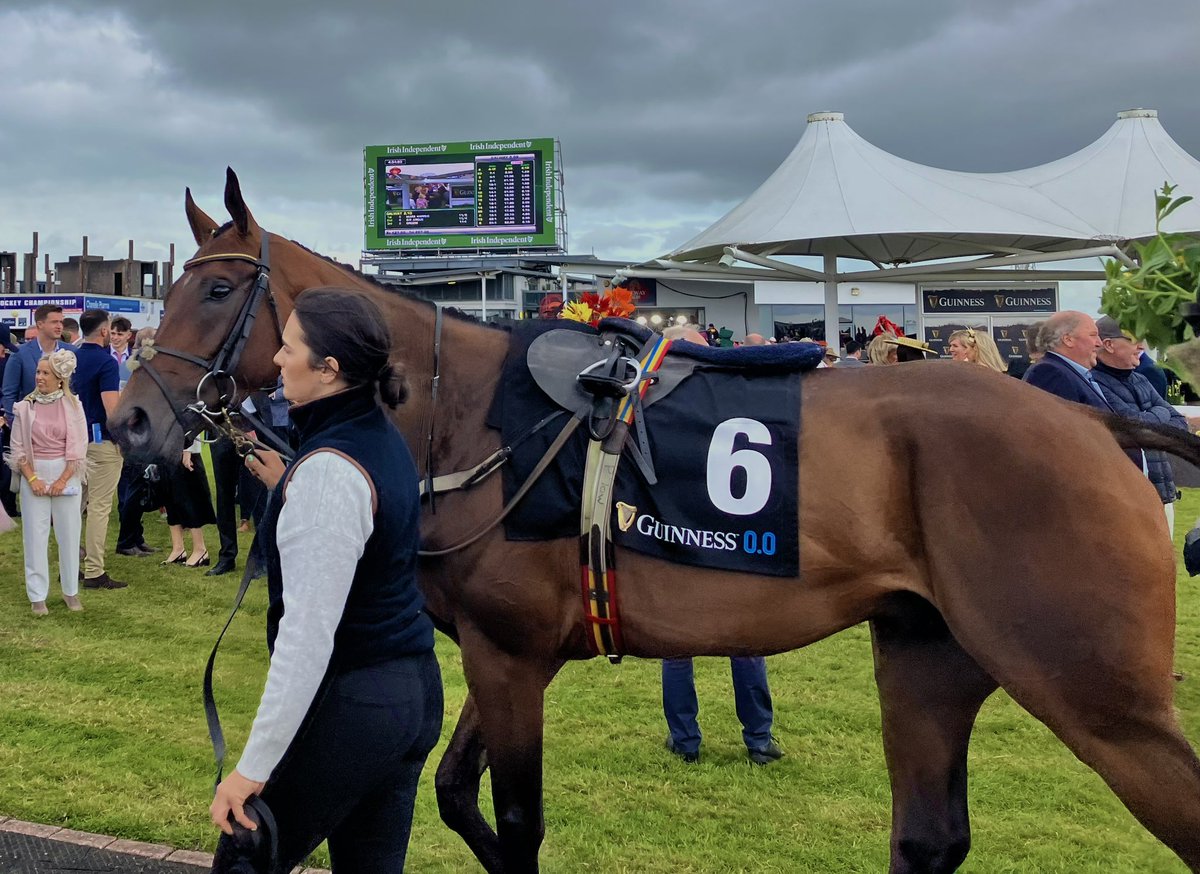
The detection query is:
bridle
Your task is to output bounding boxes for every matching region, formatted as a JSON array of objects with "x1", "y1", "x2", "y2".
[{"x1": 128, "y1": 234, "x2": 284, "y2": 452}]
